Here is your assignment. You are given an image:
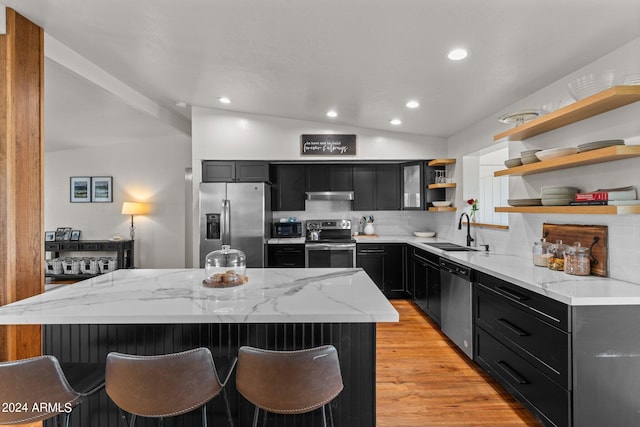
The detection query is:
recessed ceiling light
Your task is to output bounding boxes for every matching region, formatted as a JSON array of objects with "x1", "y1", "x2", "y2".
[
  {"x1": 447, "y1": 48, "x2": 468, "y2": 61},
  {"x1": 390, "y1": 119, "x2": 402, "y2": 126},
  {"x1": 218, "y1": 96, "x2": 231, "y2": 104},
  {"x1": 326, "y1": 110, "x2": 338, "y2": 118},
  {"x1": 175, "y1": 101, "x2": 187, "y2": 108},
  {"x1": 406, "y1": 100, "x2": 420, "y2": 109}
]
